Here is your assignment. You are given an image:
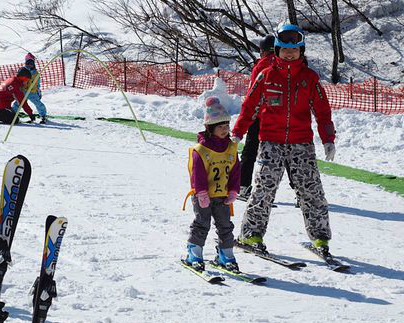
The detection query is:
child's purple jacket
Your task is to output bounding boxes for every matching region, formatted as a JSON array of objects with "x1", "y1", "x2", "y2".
[{"x1": 191, "y1": 131, "x2": 241, "y2": 195}]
